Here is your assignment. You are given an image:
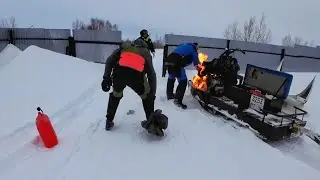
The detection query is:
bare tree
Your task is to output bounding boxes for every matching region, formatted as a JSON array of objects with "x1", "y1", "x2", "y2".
[
  {"x1": 223, "y1": 21, "x2": 242, "y2": 41},
  {"x1": 242, "y1": 17, "x2": 255, "y2": 42},
  {"x1": 281, "y1": 34, "x2": 293, "y2": 47},
  {"x1": 153, "y1": 34, "x2": 164, "y2": 49},
  {"x1": 281, "y1": 34, "x2": 315, "y2": 47},
  {"x1": 121, "y1": 34, "x2": 165, "y2": 49},
  {"x1": 0, "y1": 16, "x2": 17, "y2": 28},
  {"x1": 72, "y1": 19, "x2": 86, "y2": 30},
  {"x1": 72, "y1": 17, "x2": 119, "y2": 31},
  {"x1": 223, "y1": 13, "x2": 272, "y2": 43},
  {"x1": 308, "y1": 40, "x2": 315, "y2": 47},
  {"x1": 253, "y1": 14, "x2": 272, "y2": 43}
]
